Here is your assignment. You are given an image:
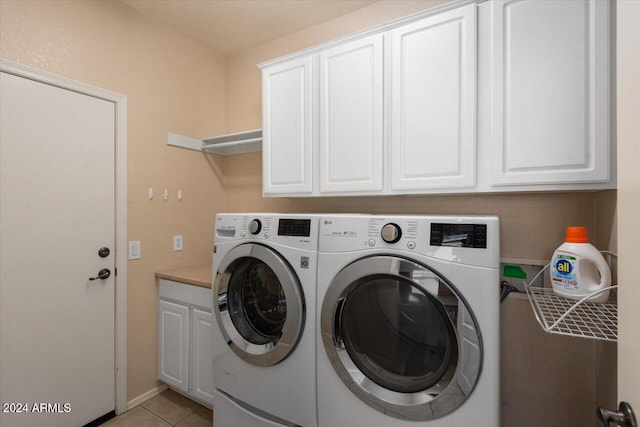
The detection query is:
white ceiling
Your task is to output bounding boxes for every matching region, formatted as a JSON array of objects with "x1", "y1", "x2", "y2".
[{"x1": 120, "y1": 0, "x2": 378, "y2": 55}]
